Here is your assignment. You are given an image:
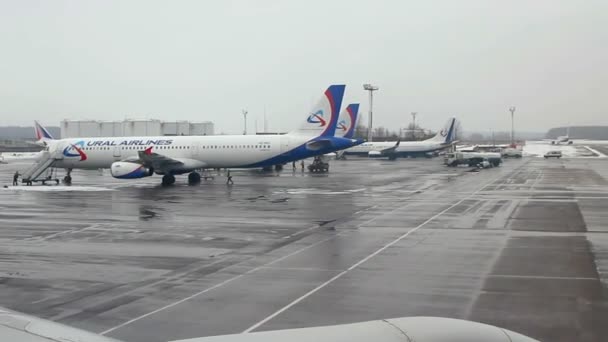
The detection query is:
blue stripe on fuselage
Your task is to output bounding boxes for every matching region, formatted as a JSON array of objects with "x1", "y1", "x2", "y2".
[{"x1": 239, "y1": 136, "x2": 358, "y2": 168}]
